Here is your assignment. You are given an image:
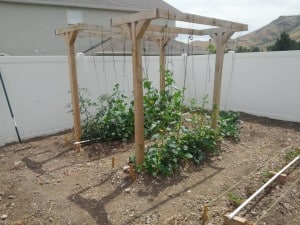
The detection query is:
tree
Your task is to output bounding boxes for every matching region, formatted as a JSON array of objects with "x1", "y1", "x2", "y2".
[
  {"x1": 208, "y1": 43, "x2": 216, "y2": 54},
  {"x1": 267, "y1": 31, "x2": 300, "y2": 51},
  {"x1": 235, "y1": 46, "x2": 249, "y2": 53}
]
